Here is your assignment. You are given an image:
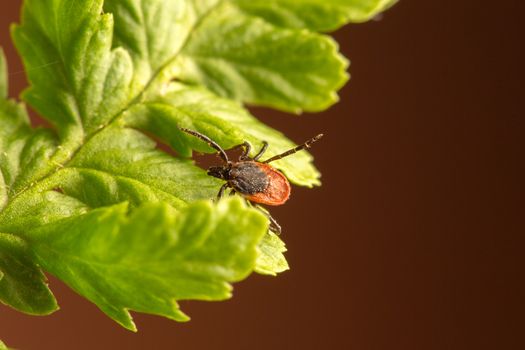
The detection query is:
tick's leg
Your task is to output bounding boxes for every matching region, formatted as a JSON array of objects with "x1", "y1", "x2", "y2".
[
  {"x1": 217, "y1": 183, "x2": 229, "y2": 199},
  {"x1": 263, "y1": 134, "x2": 323, "y2": 164},
  {"x1": 267, "y1": 213, "x2": 282, "y2": 234},
  {"x1": 229, "y1": 189, "x2": 236, "y2": 196},
  {"x1": 240, "y1": 142, "x2": 252, "y2": 160},
  {"x1": 229, "y1": 141, "x2": 252, "y2": 160},
  {"x1": 253, "y1": 204, "x2": 282, "y2": 234},
  {"x1": 180, "y1": 128, "x2": 229, "y2": 163},
  {"x1": 253, "y1": 141, "x2": 269, "y2": 161}
]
